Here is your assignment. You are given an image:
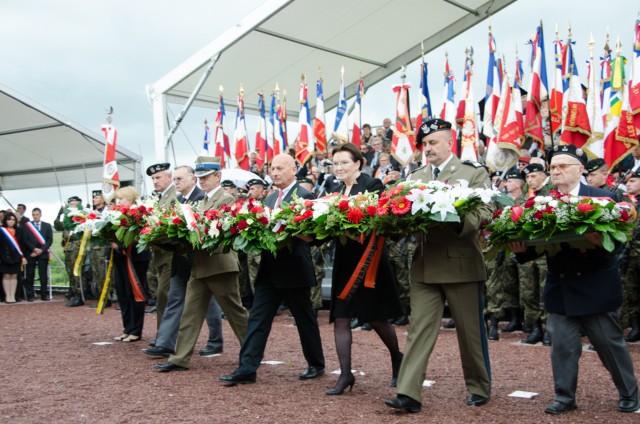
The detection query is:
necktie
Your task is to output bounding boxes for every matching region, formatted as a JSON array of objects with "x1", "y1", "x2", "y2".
[
  {"x1": 275, "y1": 190, "x2": 285, "y2": 208},
  {"x1": 36, "y1": 222, "x2": 40, "y2": 231},
  {"x1": 433, "y1": 167, "x2": 440, "y2": 181},
  {"x1": 158, "y1": 193, "x2": 163, "y2": 200}
]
